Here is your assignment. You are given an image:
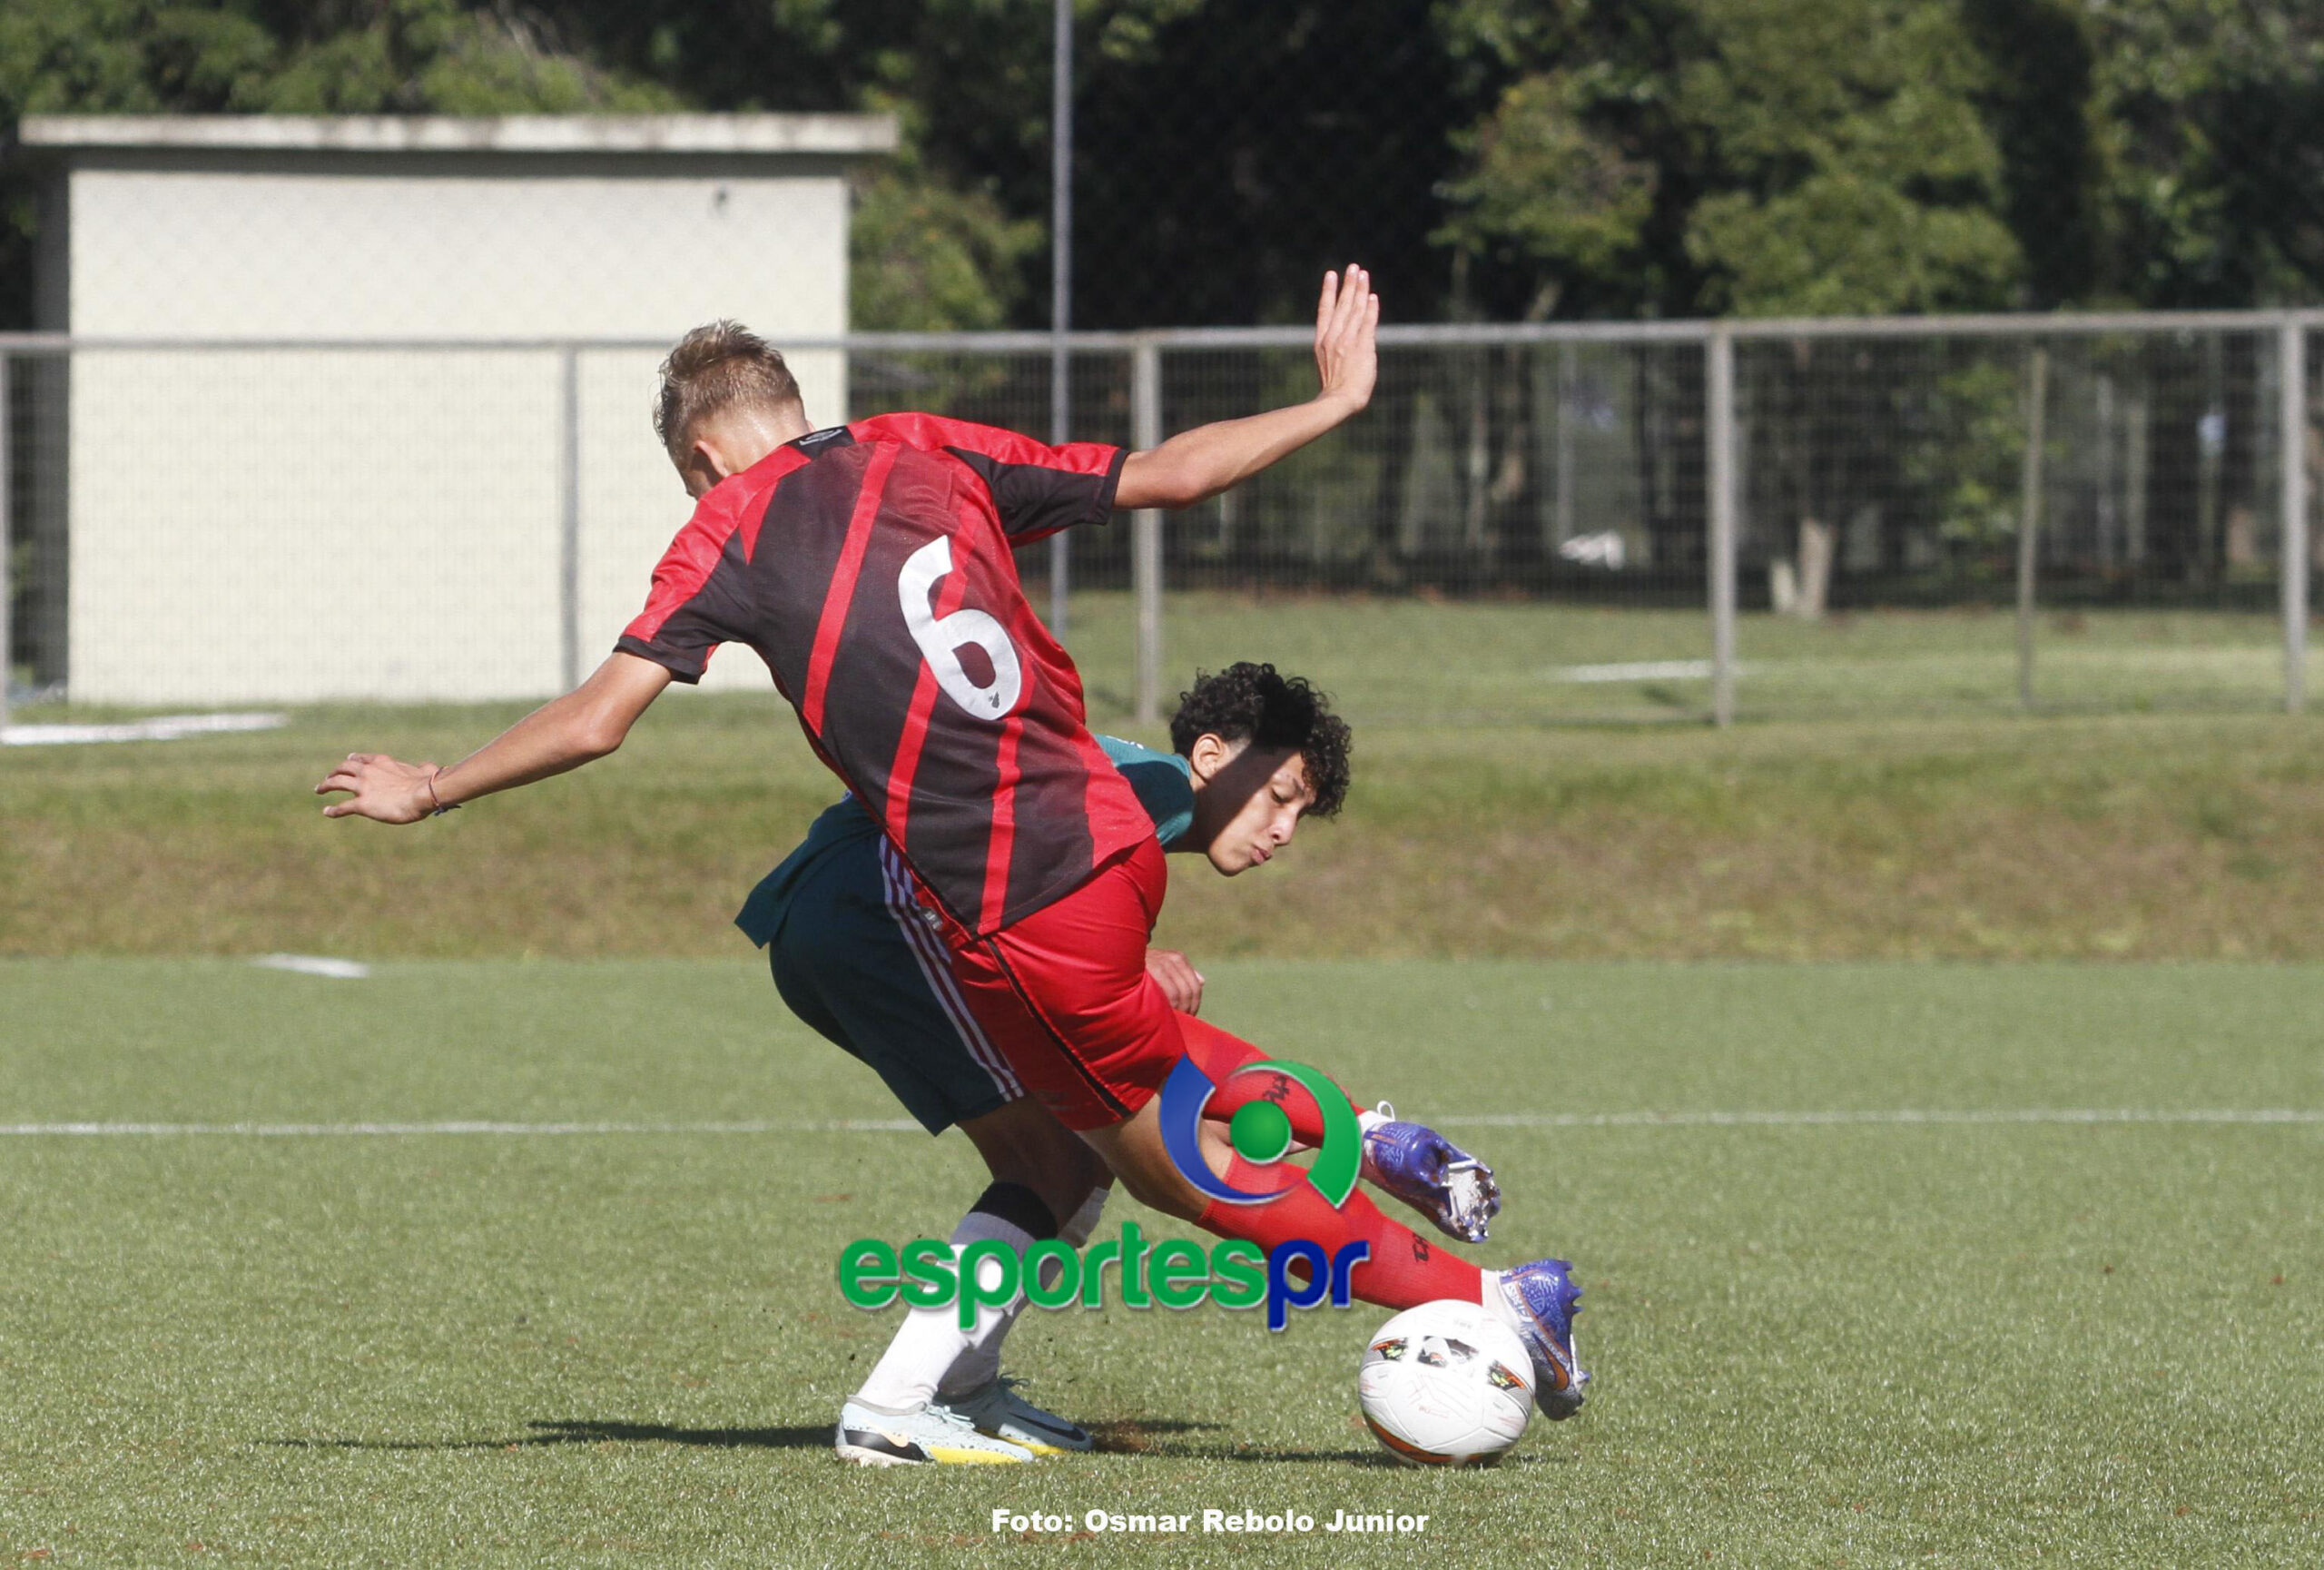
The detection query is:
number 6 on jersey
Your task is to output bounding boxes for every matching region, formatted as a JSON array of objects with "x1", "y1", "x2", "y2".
[{"x1": 899, "y1": 536, "x2": 1024, "y2": 721}]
